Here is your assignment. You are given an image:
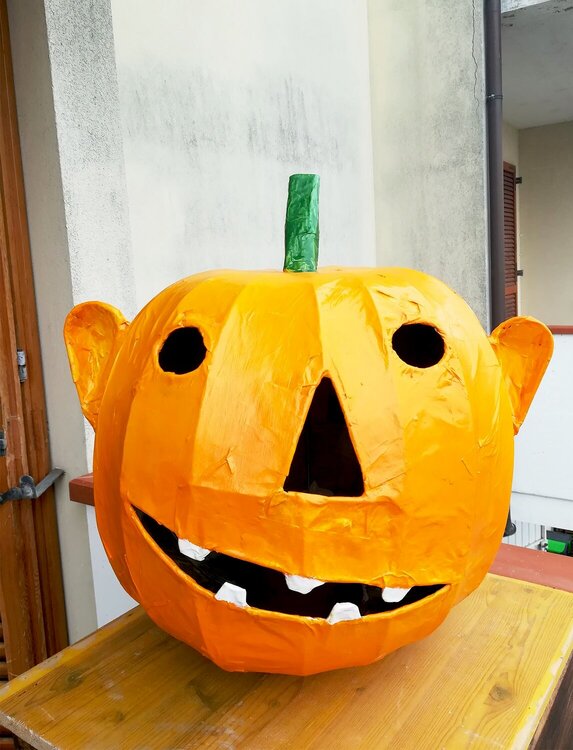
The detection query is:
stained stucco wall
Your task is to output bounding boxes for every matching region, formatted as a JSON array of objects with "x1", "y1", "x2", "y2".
[
  {"x1": 110, "y1": 0, "x2": 376, "y2": 311},
  {"x1": 368, "y1": 0, "x2": 489, "y2": 326},
  {"x1": 518, "y1": 121, "x2": 573, "y2": 324}
]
